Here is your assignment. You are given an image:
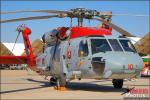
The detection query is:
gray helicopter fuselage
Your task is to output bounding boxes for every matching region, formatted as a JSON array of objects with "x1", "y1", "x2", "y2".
[{"x1": 36, "y1": 36, "x2": 143, "y2": 80}]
